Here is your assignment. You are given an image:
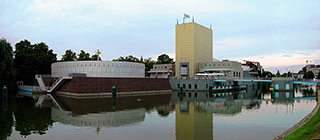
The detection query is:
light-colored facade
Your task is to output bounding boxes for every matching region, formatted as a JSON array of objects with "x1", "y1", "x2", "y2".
[
  {"x1": 175, "y1": 22, "x2": 213, "y2": 77},
  {"x1": 198, "y1": 60, "x2": 243, "y2": 79},
  {"x1": 148, "y1": 64, "x2": 175, "y2": 78},
  {"x1": 52, "y1": 61, "x2": 145, "y2": 78}
]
